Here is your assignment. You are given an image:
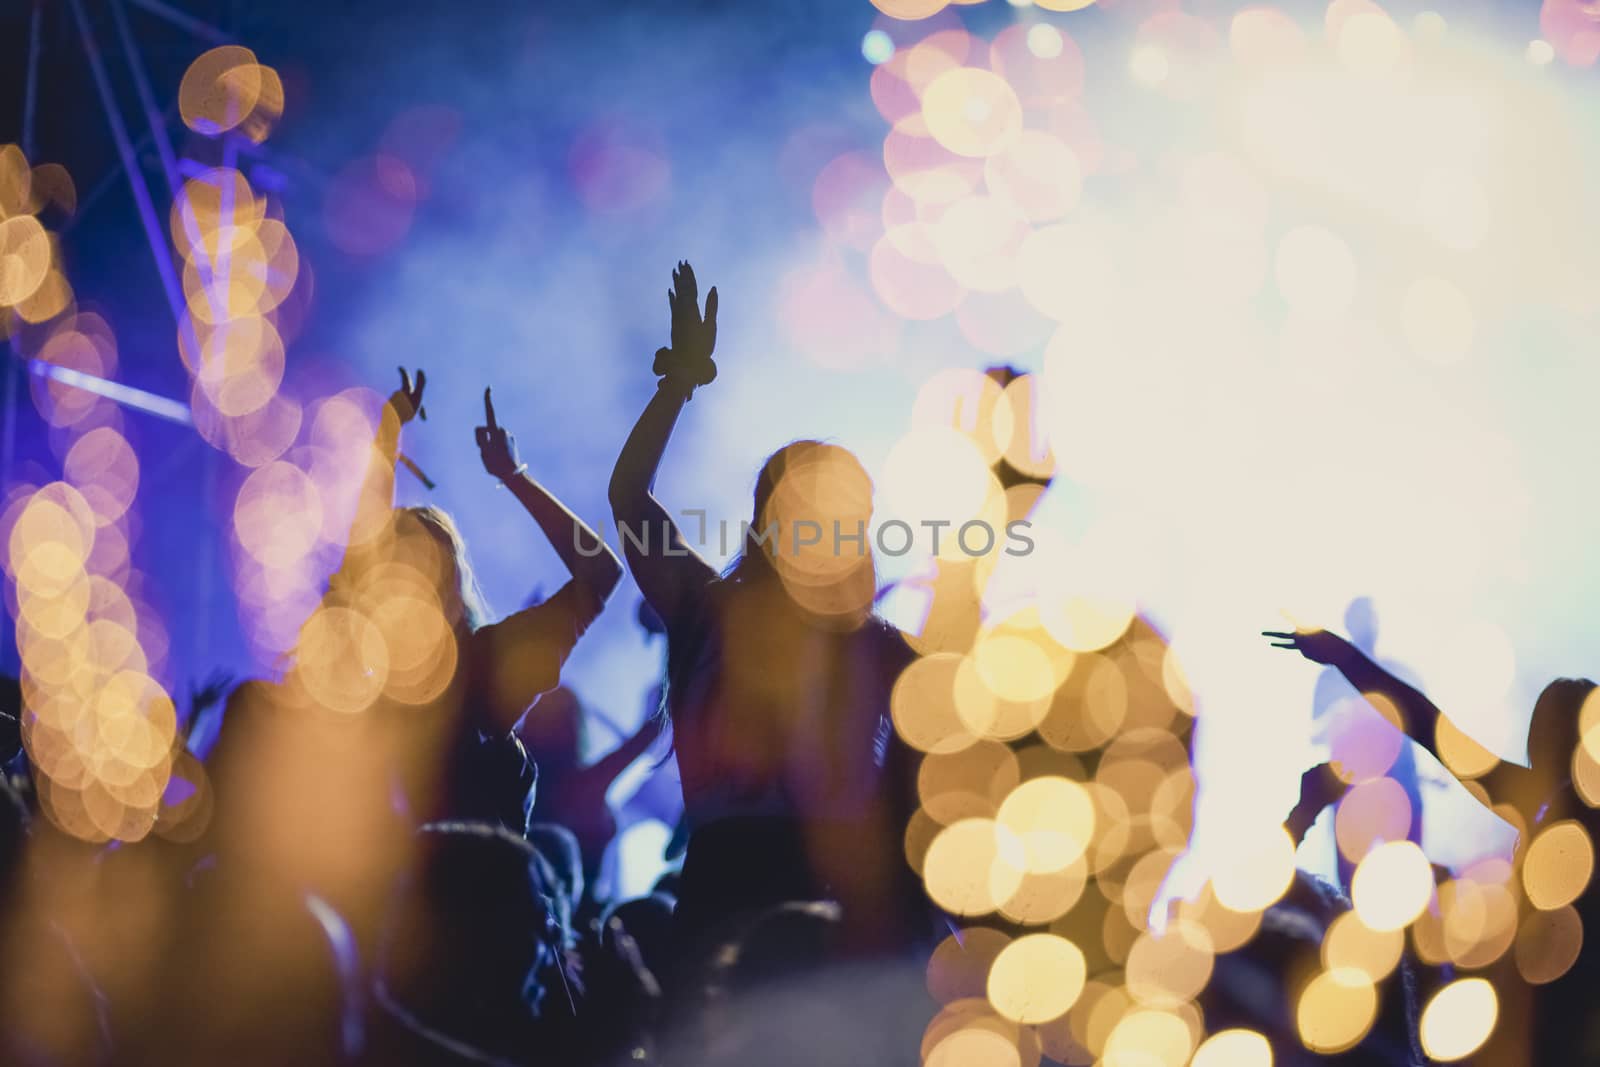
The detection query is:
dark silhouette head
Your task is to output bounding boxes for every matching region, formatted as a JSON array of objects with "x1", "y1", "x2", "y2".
[
  {"x1": 1527, "y1": 677, "x2": 1598, "y2": 776},
  {"x1": 735, "y1": 441, "x2": 877, "y2": 624},
  {"x1": 983, "y1": 364, "x2": 1054, "y2": 493},
  {"x1": 378, "y1": 821, "x2": 568, "y2": 1049},
  {"x1": 601, "y1": 892, "x2": 676, "y2": 978},
  {"x1": 742, "y1": 441, "x2": 870, "y2": 562},
  {"x1": 710, "y1": 900, "x2": 843, "y2": 989},
  {"x1": 391, "y1": 505, "x2": 491, "y2": 630}
]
